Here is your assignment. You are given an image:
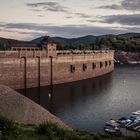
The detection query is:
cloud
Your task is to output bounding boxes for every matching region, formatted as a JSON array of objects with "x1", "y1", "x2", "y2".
[
  {"x1": 75, "y1": 13, "x2": 92, "y2": 18},
  {"x1": 26, "y1": 2, "x2": 68, "y2": 12},
  {"x1": 98, "y1": 0, "x2": 140, "y2": 11},
  {"x1": 0, "y1": 22, "x2": 5, "y2": 28},
  {"x1": 99, "y1": 4, "x2": 122, "y2": 10},
  {"x1": 87, "y1": 19, "x2": 101, "y2": 23},
  {"x1": 65, "y1": 16, "x2": 73, "y2": 19},
  {"x1": 102, "y1": 14, "x2": 140, "y2": 25},
  {"x1": 121, "y1": 0, "x2": 140, "y2": 11},
  {"x1": 3, "y1": 23, "x2": 42, "y2": 30},
  {"x1": 32, "y1": 9, "x2": 42, "y2": 12},
  {"x1": 38, "y1": 15, "x2": 44, "y2": 17},
  {"x1": 0, "y1": 22, "x2": 140, "y2": 40}
]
